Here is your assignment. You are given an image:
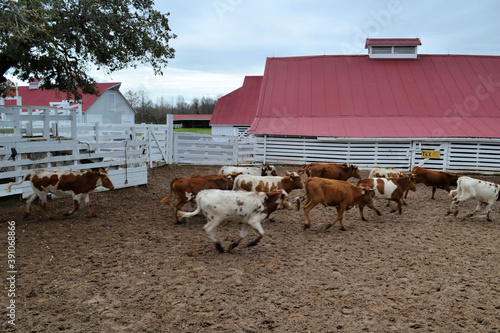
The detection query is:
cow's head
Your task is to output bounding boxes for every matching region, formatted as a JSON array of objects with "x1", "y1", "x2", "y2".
[
  {"x1": 262, "y1": 164, "x2": 277, "y2": 176},
  {"x1": 406, "y1": 174, "x2": 417, "y2": 192},
  {"x1": 276, "y1": 189, "x2": 292, "y2": 210},
  {"x1": 284, "y1": 172, "x2": 304, "y2": 190},
  {"x1": 350, "y1": 164, "x2": 361, "y2": 179},
  {"x1": 98, "y1": 168, "x2": 115, "y2": 190}
]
